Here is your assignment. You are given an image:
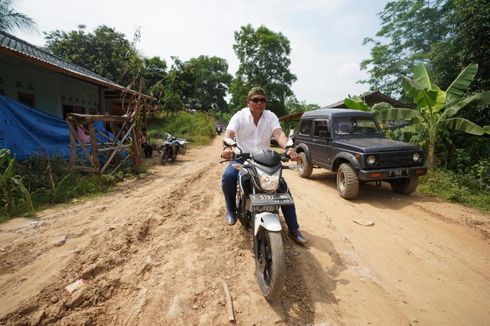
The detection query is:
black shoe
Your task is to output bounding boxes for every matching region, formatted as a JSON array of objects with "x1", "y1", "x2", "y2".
[
  {"x1": 225, "y1": 213, "x2": 237, "y2": 226},
  {"x1": 289, "y1": 230, "x2": 306, "y2": 246}
]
